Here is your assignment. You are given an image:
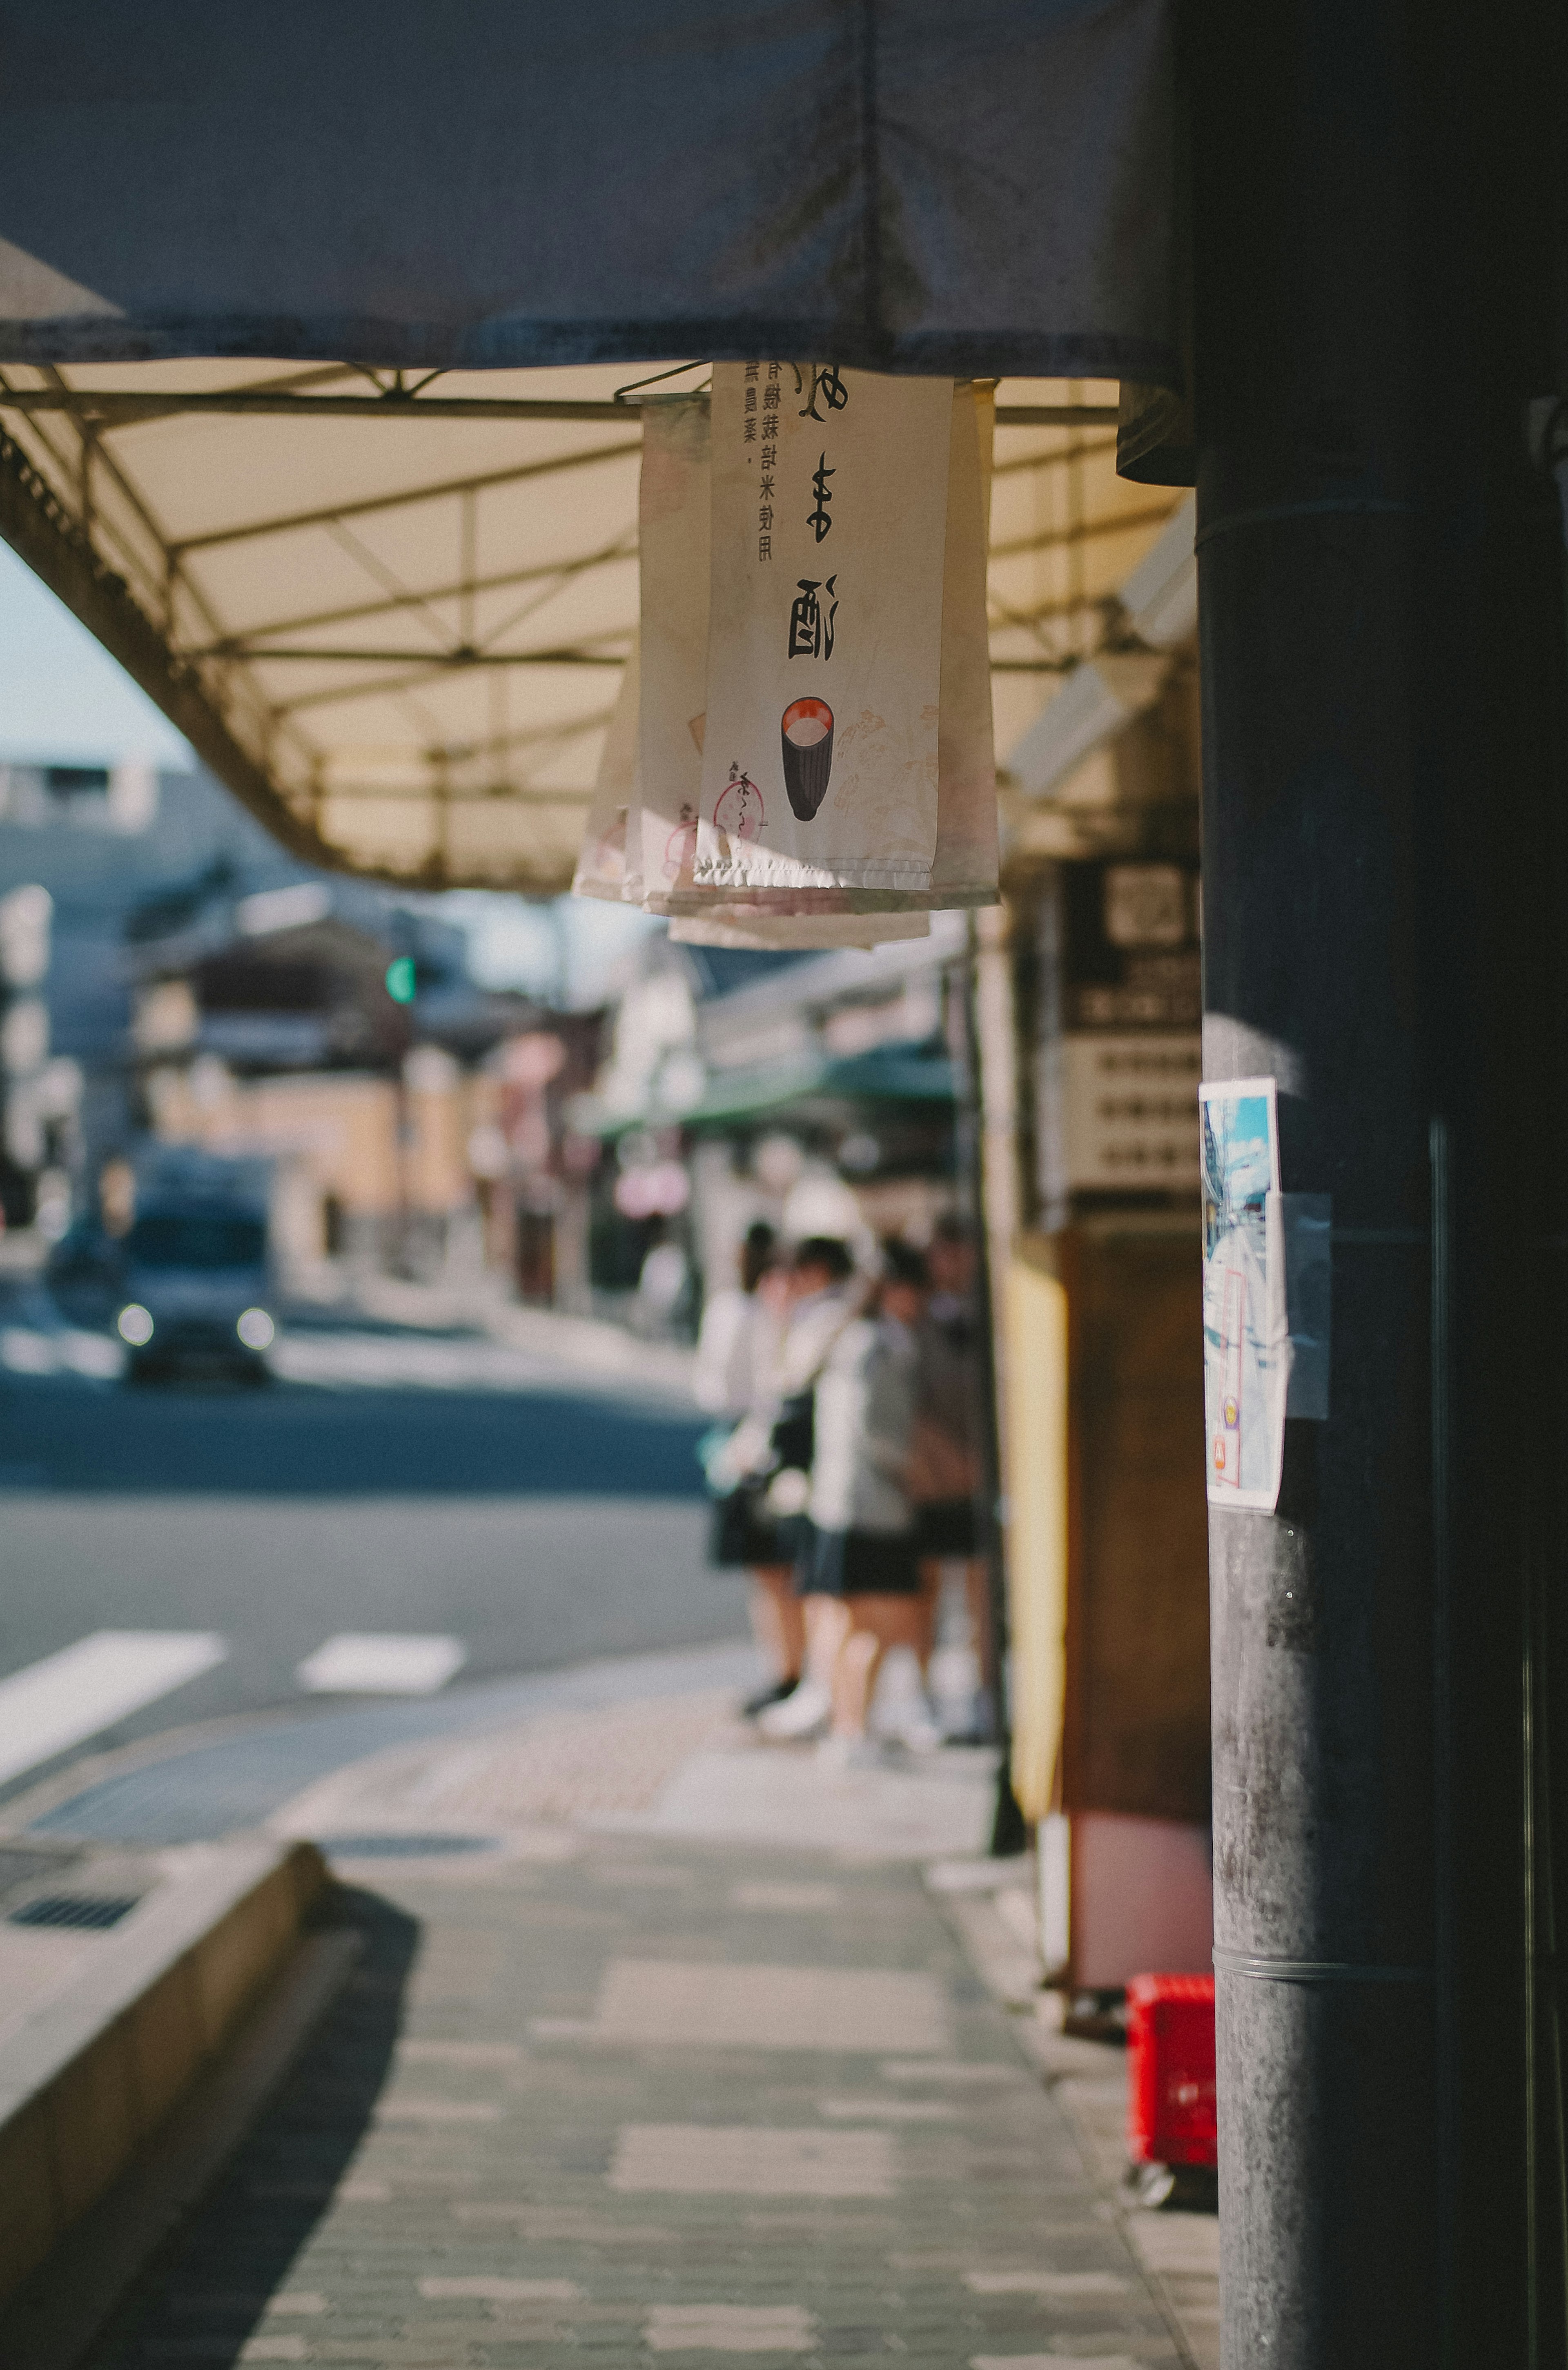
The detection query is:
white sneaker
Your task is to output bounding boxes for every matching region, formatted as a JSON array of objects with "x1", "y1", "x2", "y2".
[
  {"x1": 870, "y1": 1646, "x2": 942, "y2": 1752},
  {"x1": 757, "y1": 1678, "x2": 831, "y2": 1741},
  {"x1": 816, "y1": 1732, "x2": 884, "y2": 1771},
  {"x1": 882, "y1": 1706, "x2": 943, "y2": 1754}
]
